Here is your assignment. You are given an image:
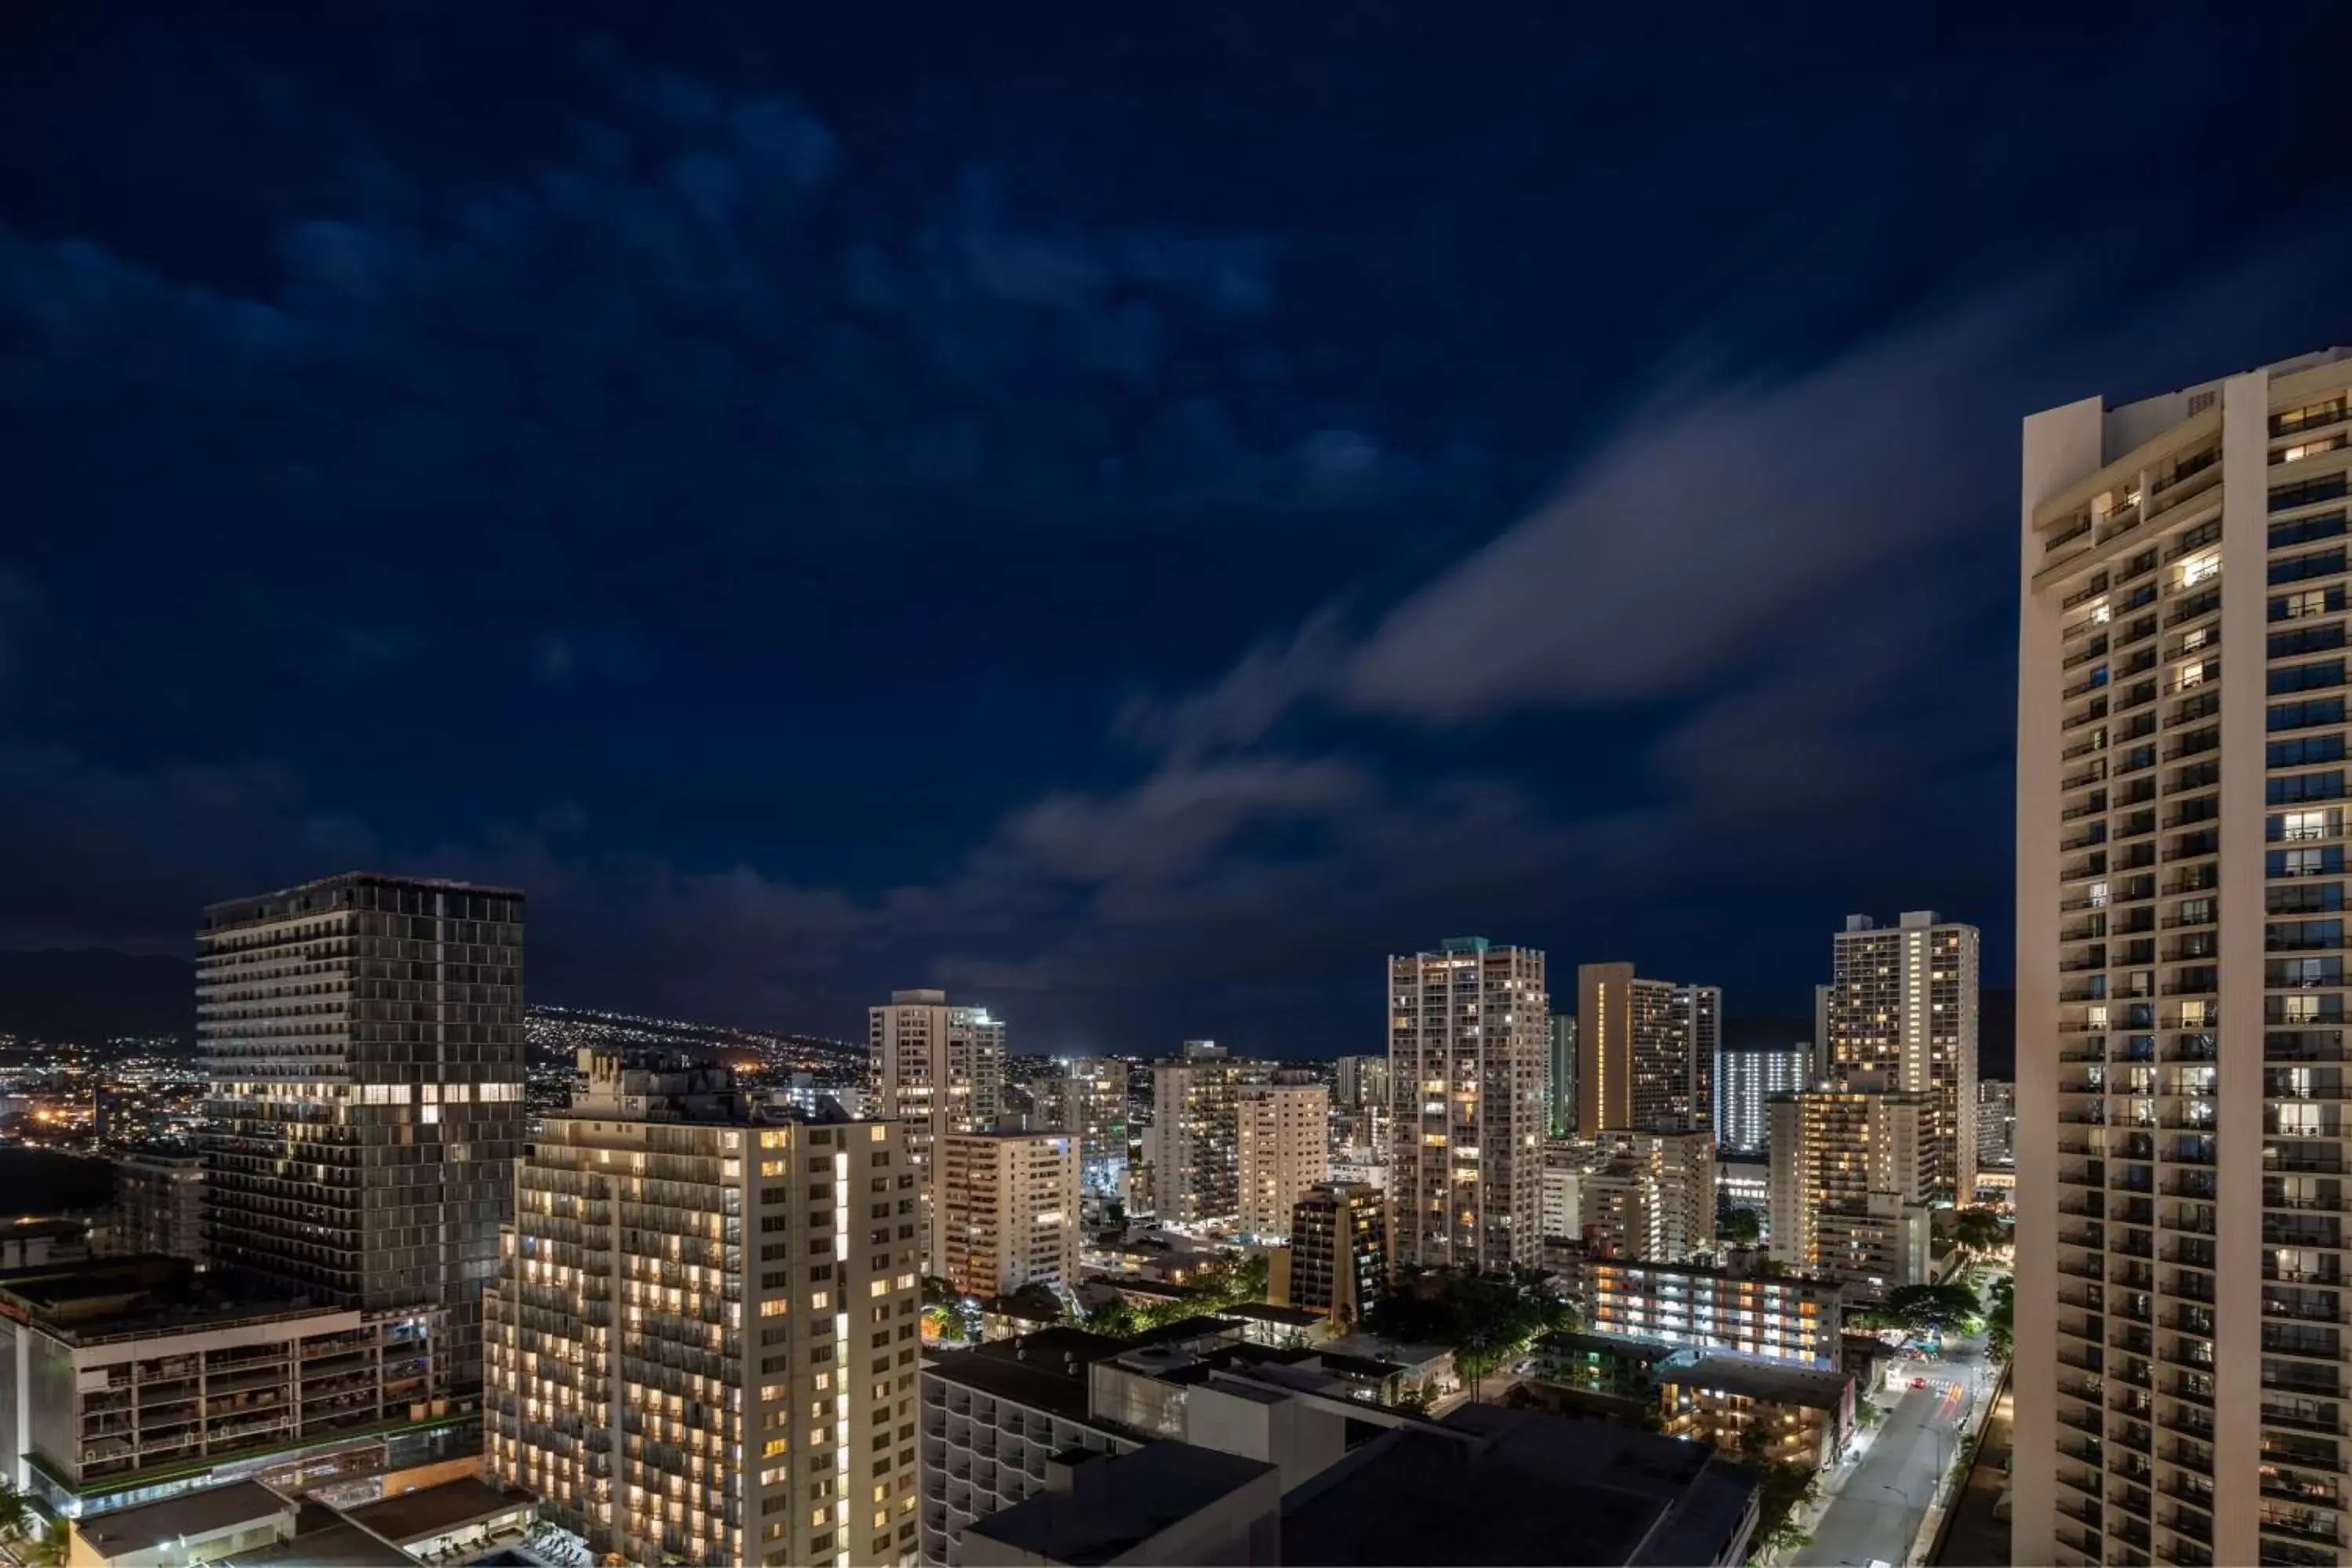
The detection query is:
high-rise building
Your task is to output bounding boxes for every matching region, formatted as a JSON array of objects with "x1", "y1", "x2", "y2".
[
  {"x1": 1538, "y1": 1138, "x2": 1592, "y2": 1242},
  {"x1": 113, "y1": 1147, "x2": 205, "y2": 1265},
  {"x1": 870, "y1": 989, "x2": 1006, "y2": 1276},
  {"x1": 1273, "y1": 1181, "x2": 1388, "y2": 1325},
  {"x1": 1576, "y1": 964, "x2": 1715, "y2": 1137},
  {"x1": 1058, "y1": 1057, "x2": 1130, "y2": 1196},
  {"x1": 1976, "y1": 1079, "x2": 2016, "y2": 1170},
  {"x1": 1334, "y1": 1055, "x2": 1391, "y2": 1111},
  {"x1": 938, "y1": 1131, "x2": 1080, "y2": 1301},
  {"x1": 199, "y1": 873, "x2": 525, "y2": 1398},
  {"x1": 1236, "y1": 1083, "x2": 1329, "y2": 1237},
  {"x1": 1388, "y1": 938, "x2": 1548, "y2": 1272},
  {"x1": 1714, "y1": 1044, "x2": 1811, "y2": 1156},
  {"x1": 485, "y1": 1051, "x2": 922, "y2": 1567},
  {"x1": 1824, "y1": 912, "x2": 1980, "y2": 1202},
  {"x1": 1766, "y1": 1086, "x2": 1930, "y2": 1300},
  {"x1": 1150, "y1": 1043, "x2": 1269, "y2": 1225},
  {"x1": 1548, "y1": 1014, "x2": 1578, "y2": 1136},
  {"x1": 2013, "y1": 349, "x2": 2352, "y2": 1566},
  {"x1": 1580, "y1": 1131, "x2": 1715, "y2": 1263}
]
